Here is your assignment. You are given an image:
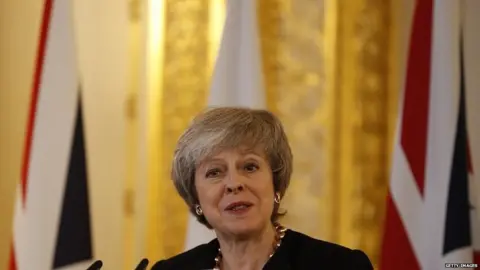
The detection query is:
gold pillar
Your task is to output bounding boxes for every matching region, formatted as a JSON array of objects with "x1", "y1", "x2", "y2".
[
  {"x1": 146, "y1": 0, "x2": 211, "y2": 260},
  {"x1": 146, "y1": 0, "x2": 166, "y2": 262},
  {"x1": 259, "y1": 0, "x2": 333, "y2": 240},
  {"x1": 334, "y1": 0, "x2": 392, "y2": 266}
]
